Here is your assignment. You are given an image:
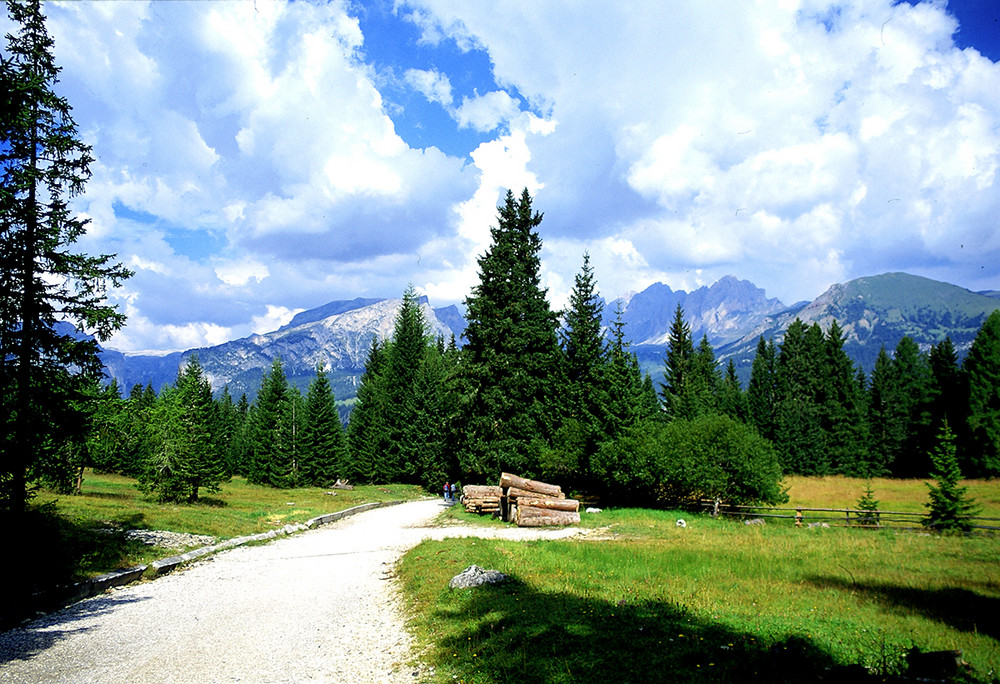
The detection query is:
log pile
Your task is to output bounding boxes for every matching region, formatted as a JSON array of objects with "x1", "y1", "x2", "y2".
[
  {"x1": 461, "y1": 485, "x2": 503, "y2": 515},
  {"x1": 462, "y1": 473, "x2": 580, "y2": 527}
]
